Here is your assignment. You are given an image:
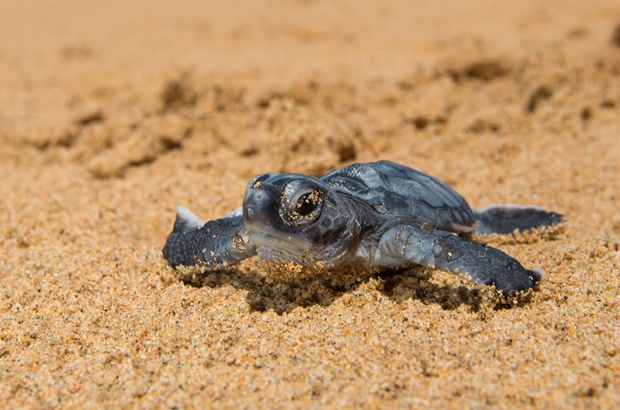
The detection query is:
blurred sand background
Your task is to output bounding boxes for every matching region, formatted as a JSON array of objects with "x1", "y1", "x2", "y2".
[{"x1": 1, "y1": 0, "x2": 620, "y2": 408}]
